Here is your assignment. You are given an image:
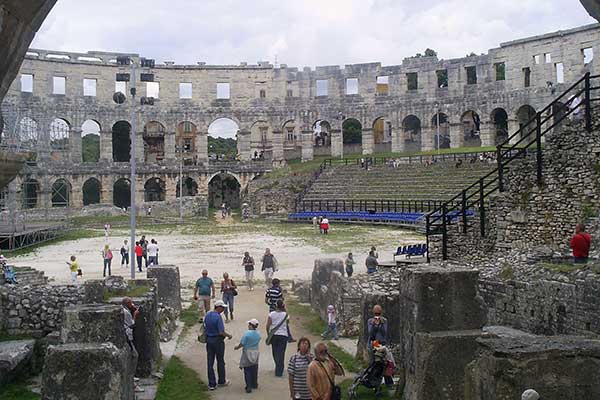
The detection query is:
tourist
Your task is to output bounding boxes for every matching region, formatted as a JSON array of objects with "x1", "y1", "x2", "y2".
[
  {"x1": 288, "y1": 337, "x2": 313, "y2": 400},
  {"x1": 370, "y1": 246, "x2": 379, "y2": 259},
  {"x1": 366, "y1": 250, "x2": 379, "y2": 274},
  {"x1": 204, "y1": 300, "x2": 233, "y2": 390},
  {"x1": 312, "y1": 216, "x2": 319, "y2": 233},
  {"x1": 154, "y1": 240, "x2": 159, "y2": 264},
  {"x1": 147, "y1": 239, "x2": 159, "y2": 266},
  {"x1": 570, "y1": 223, "x2": 591, "y2": 264},
  {"x1": 235, "y1": 319, "x2": 261, "y2": 393},
  {"x1": 146, "y1": 206, "x2": 152, "y2": 217},
  {"x1": 104, "y1": 223, "x2": 110, "y2": 239},
  {"x1": 321, "y1": 305, "x2": 339, "y2": 340},
  {"x1": 221, "y1": 272, "x2": 237, "y2": 322},
  {"x1": 266, "y1": 299, "x2": 289, "y2": 377},
  {"x1": 320, "y1": 217, "x2": 330, "y2": 235},
  {"x1": 102, "y1": 244, "x2": 113, "y2": 277},
  {"x1": 134, "y1": 242, "x2": 143, "y2": 273},
  {"x1": 66, "y1": 255, "x2": 79, "y2": 284},
  {"x1": 242, "y1": 251, "x2": 255, "y2": 291},
  {"x1": 221, "y1": 202, "x2": 227, "y2": 219},
  {"x1": 568, "y1": 94, "x2": 582, "y2": 121},
  {"x1": 368, "y1": 304, "x2": 393, "y2": 386},
  {"x1": 261, "y1": 248, "x2": 278, "y2": 287},
  {"x1": 194, "y1": 270, "x2": 216, "y2": 322},
  {"x1": 265, "y1": 278, "x2": 283, "y2": 312},
  {"x1": 521, "y1": 389, "x2": 540, "y2": 400},
  {"x1": 120, "y1": 240, "x2": 129, "y2": 268},
  {"x1": 140, "y1": 236, "x2": 148, "y2": 268},
  {"x1": 345, "y1": 252, "x2": 355, "y2": 277},
  {"x1": 318, "y1": 216, "x2": 324, "y2": 234},
  {"x1": 307, "y1": 342, "x2": 344, "y2": 400},
  {"x1": 242, "y1": 203, "x2": 250, "y2": 222},
  {"x1": 122, "y1": 297, "x2": 144, "y2": 393}
]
